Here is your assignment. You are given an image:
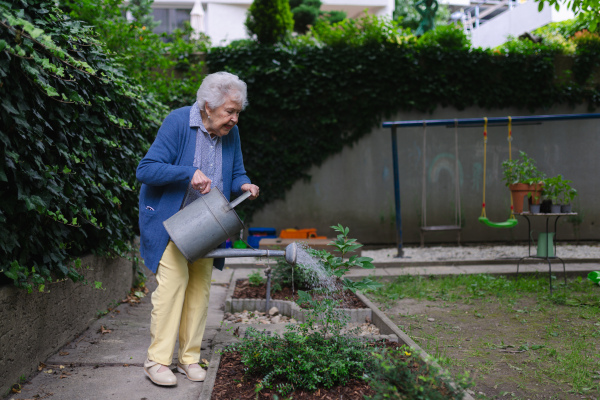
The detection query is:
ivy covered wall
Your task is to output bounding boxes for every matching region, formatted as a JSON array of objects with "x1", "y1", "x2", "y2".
[{"x1": 207, "y1": 29, "x2": 600, "y2": 226}]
